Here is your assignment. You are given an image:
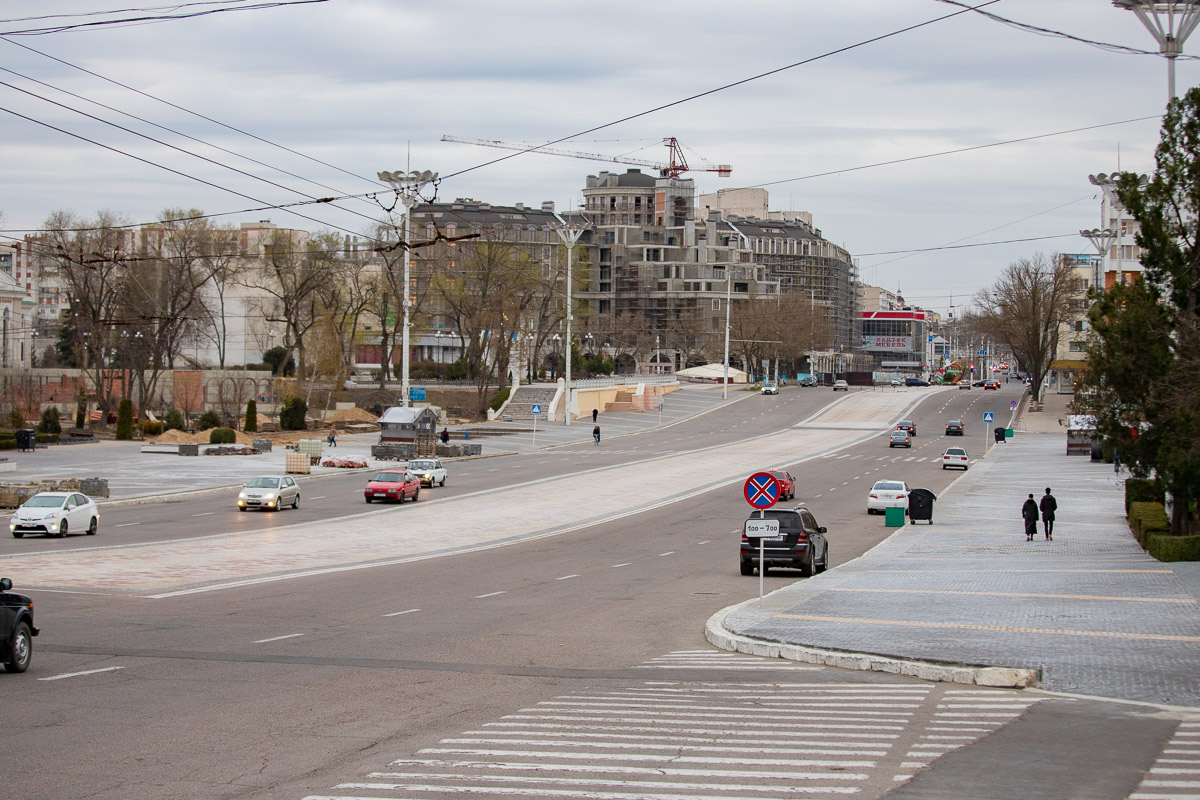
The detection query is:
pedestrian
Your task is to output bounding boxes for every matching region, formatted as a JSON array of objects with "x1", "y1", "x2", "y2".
[
  {"x1": 1114, "y1": 449, "x2": 1121, "y2": 474},
  {"x1": 591, "y1": 408, "x2": 598, "y2": 423},
  {"x1": 592, "y1": 424, "x2": 600, "y2": 445},
  {"x1": 440, "y1": 427, "x2": 450, "y2": 445},
  {"x1": 1039, "y1": 487, "x2": 1057, "y2": 541},
  {"x1": 1021, "y1": 493, "x2": 1039, "y2": 541},
  {"x1": 327, "y1": 430, "x2": 337, "y2": 447}
]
